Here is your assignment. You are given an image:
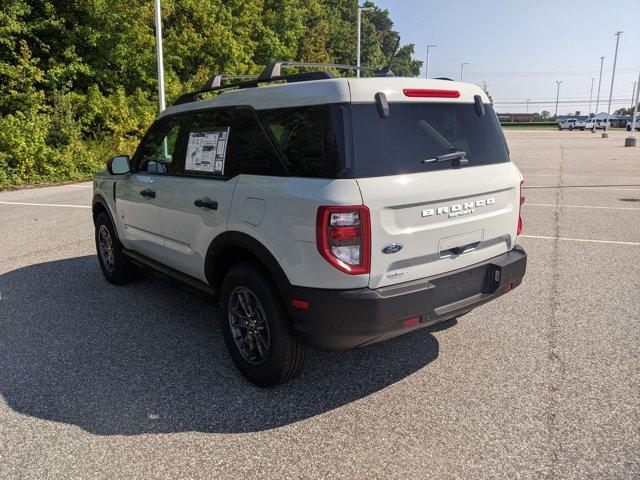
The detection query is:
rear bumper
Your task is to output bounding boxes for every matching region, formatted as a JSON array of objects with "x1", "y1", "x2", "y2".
[{"x1": 282, "y1": 246, "x2": 527, "y2": 349}]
